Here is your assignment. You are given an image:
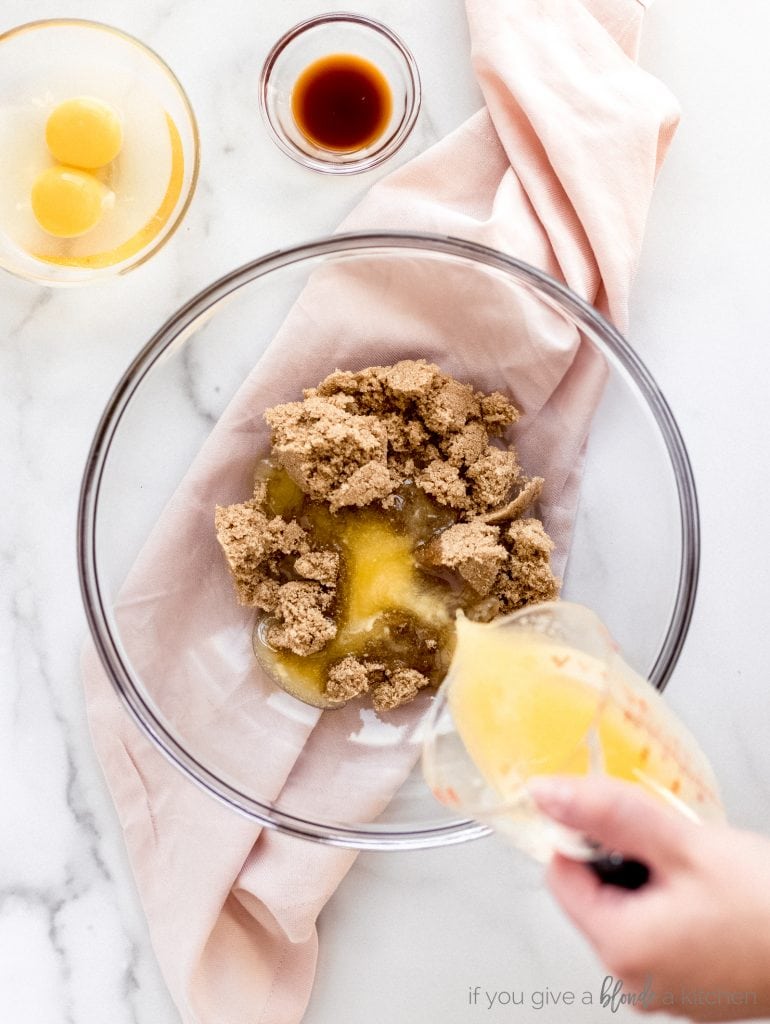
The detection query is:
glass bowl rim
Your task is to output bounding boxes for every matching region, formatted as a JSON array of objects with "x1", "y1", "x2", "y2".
[
  {"x1": 0, "y1": 16, "x2": 200, "y2": 285},
  {"x1": 77, "y1": 230, "x2": 700, "y2": 850},
  {"x1": 258, "y1": 11, "x2": 422, "y2": 175}
]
